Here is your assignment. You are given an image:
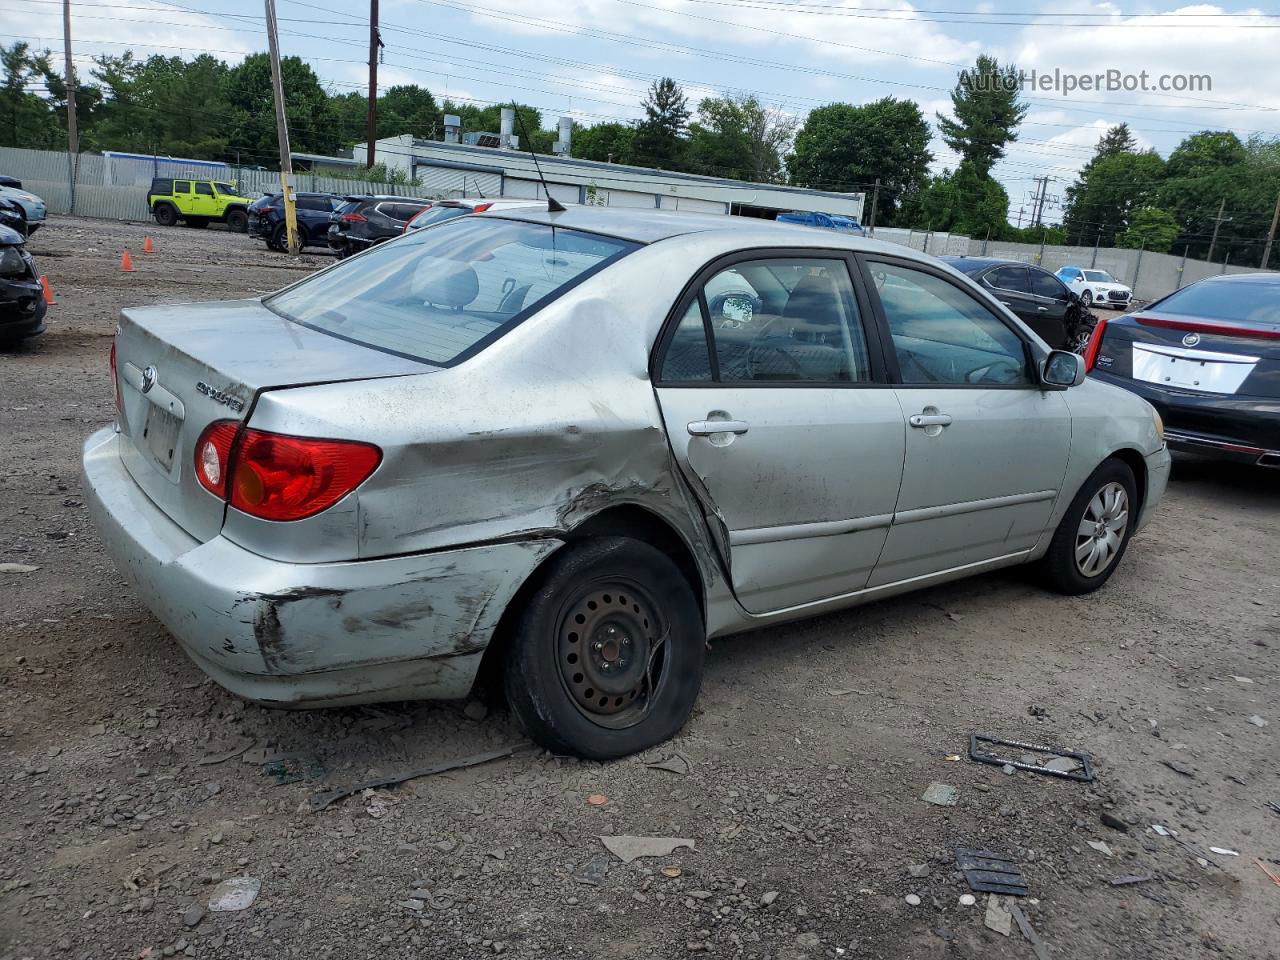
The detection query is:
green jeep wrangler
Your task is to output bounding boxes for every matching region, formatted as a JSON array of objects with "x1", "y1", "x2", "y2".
[{"x1": 147, "y1": 177, "x2": 252, "y2": 231}]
